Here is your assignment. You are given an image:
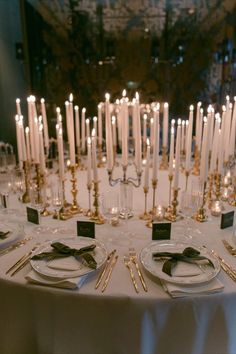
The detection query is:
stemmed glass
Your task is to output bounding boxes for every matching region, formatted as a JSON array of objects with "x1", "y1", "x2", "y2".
[
  {"x1": 178, "y1": 190, "x2": 201, "y2": 239},
  {"x1": 120, "y1": 182, "x2": 134, "y2": 244},
  {"x1": 101, "y1": 191, "x2": 120, "y2": 244},
  {"x1": 30, "y1": 184, "x2": 52, "y2": 234}
]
